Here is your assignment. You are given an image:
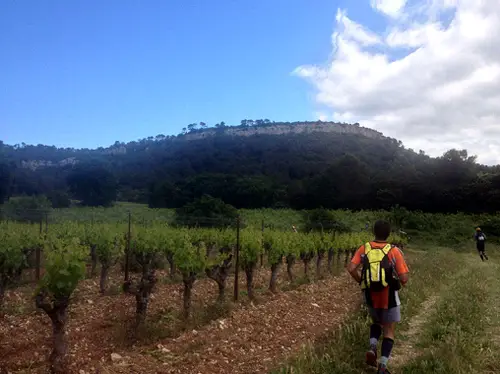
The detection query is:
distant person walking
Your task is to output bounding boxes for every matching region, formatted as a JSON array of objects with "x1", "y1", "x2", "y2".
[
  {"x1": 474, "y1": 227, "x2": 488, "y2": 261},
  {"x1": 347, "y1": 220, "x2": 410, "y2": 374}
]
